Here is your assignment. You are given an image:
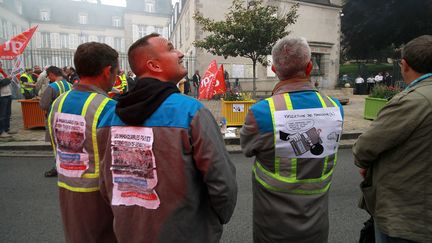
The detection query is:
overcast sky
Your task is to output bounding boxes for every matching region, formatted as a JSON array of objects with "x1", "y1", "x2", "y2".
[{"x1": 100, "y1": 0, "x2": 179, "y2": 7}]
